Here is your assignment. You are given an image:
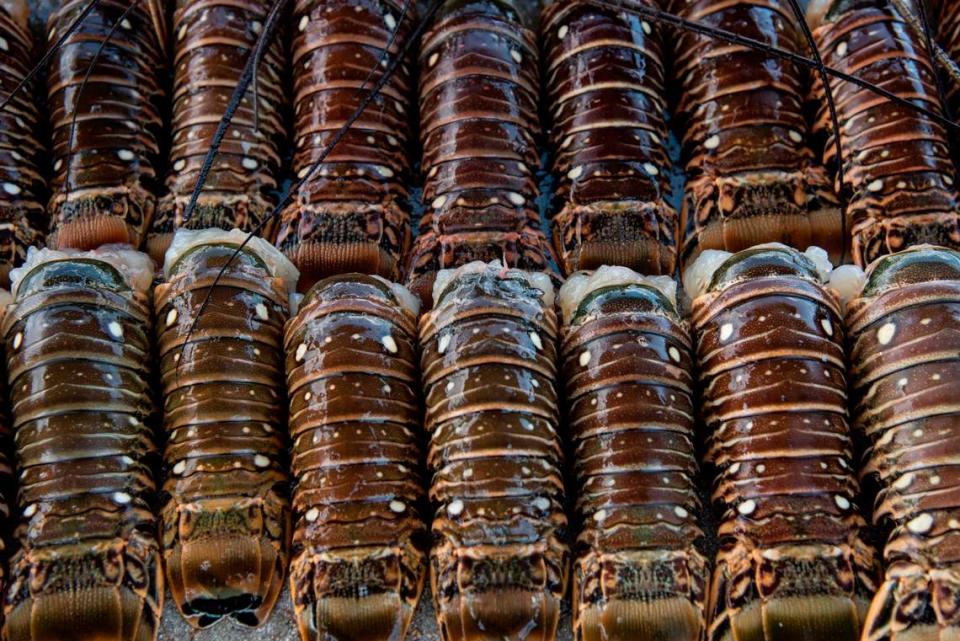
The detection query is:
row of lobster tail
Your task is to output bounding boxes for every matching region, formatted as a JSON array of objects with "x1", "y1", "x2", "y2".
[
  {"x1": 807, "y1": 0, "x2": 960, "y2": 267},
  {"x1": 404, "y1": 0, "x2": 556, "y2": 308},
  {"x1": 147, "y1": 0, "x2": 288, "y2": 262},
  {"x1": 847, "y1": 246, "x2": 960, "y2": 641},
  {"x1": 558, "y1": 267, "x2": 707, "y2": 641},
  {"x1": 420, "y1": 262, "x2": 568, "y2": 641},
  {"x1": 154, "y1": 229, "x2": 297, "y2": 628},
  {"x1": 276, "y1": 0, "x2": 417, "y2": 291},
  {"x1": 284, "y1": 274, "x2": 427, "y2": 641},
  {"x1": 670, "y1": 0, "x2": 844, "y2": 266},
  {"x1": 542, "y1": 0, "x2": 678, "y2": 277},
  {"x1": 687, "y1": 245, "x2": 878, "y2": 641},
  {"x1": 2, "y1": 246, "x2": 161, "y2": 641},
  {"x1": 0, "y1": 0, "x2": 45, "y2": 287},
  {"x1": 44, "y1": 0, "x2": 168, "y2": 252}
]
